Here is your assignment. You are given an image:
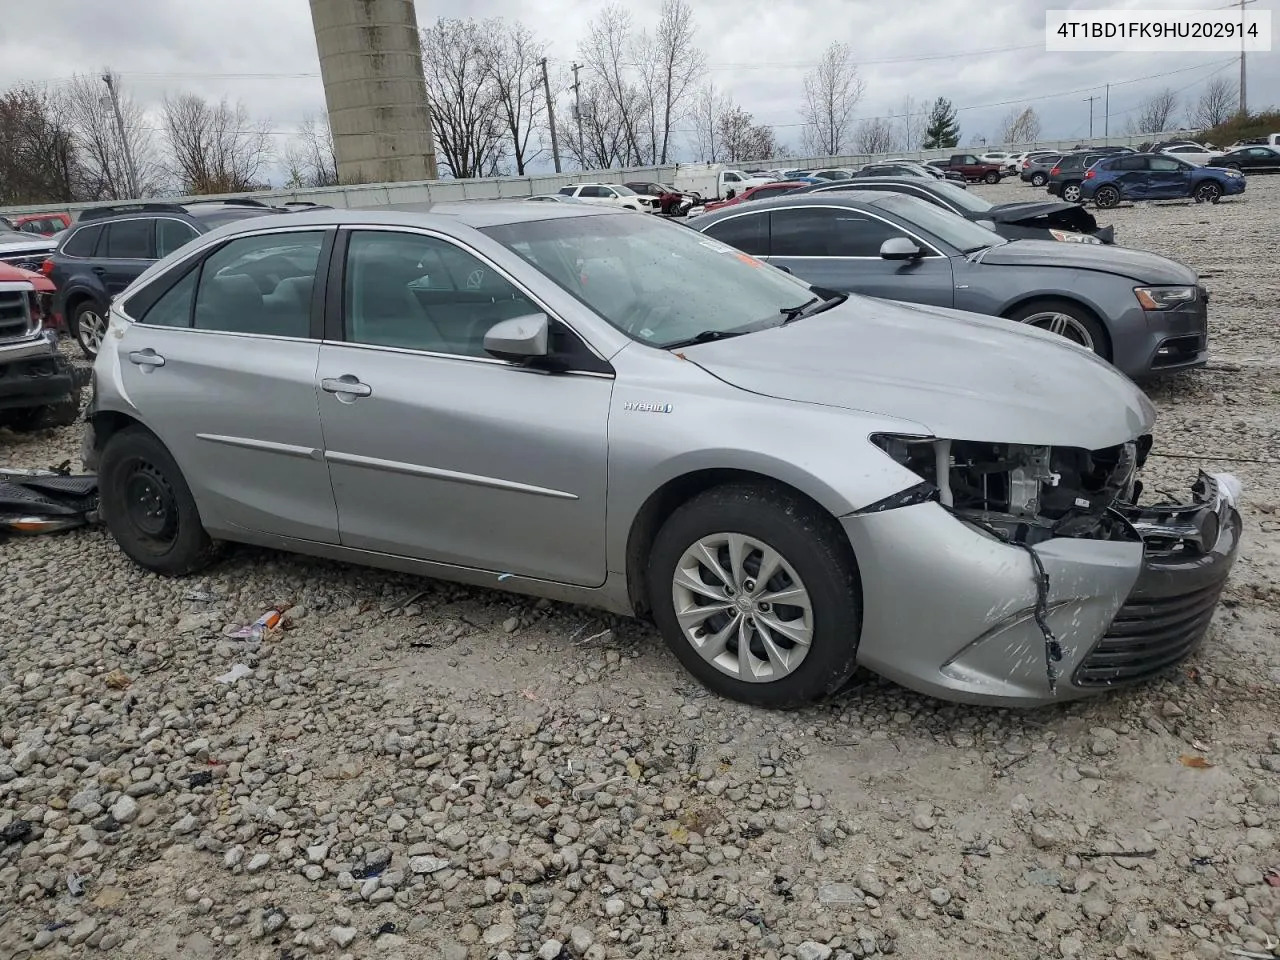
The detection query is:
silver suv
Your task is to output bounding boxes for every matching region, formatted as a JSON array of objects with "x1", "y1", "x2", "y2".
[{"x1": 82, "y1": 203, "x2": 1240, "y2": 708}]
